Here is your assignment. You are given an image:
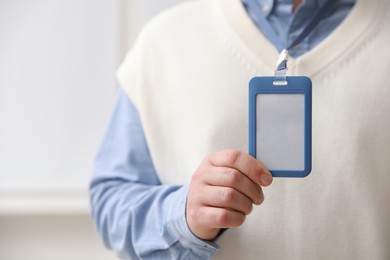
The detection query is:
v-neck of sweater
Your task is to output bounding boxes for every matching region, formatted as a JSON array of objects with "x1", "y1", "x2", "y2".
[{"x1": 219, "y1": 0, "x2": 384, "y2": 78}]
